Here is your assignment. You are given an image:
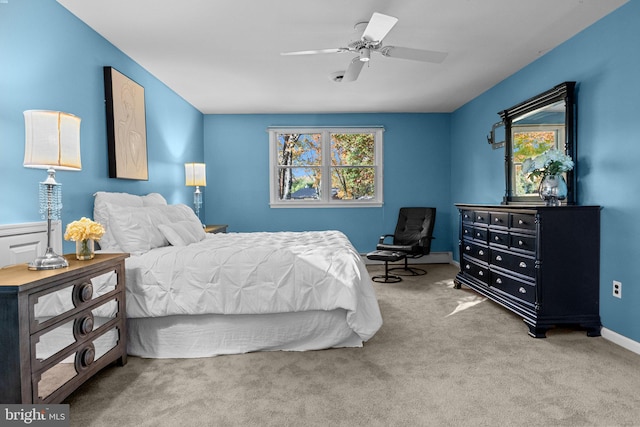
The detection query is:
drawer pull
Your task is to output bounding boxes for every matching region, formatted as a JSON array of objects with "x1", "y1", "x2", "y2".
[
  {"x1": 519, "y1": 287, "x2": 527, "y2": 294},
  {"x1": 518, "y1": 240, "x2": 524, "y2": 246},
  {"x1": 478, "y1": 250, "x2": 484, "y2": 256},
  {"x1": 464, "y1": 229, "x2": 469, "y2": 234},
  {"x1": 476, "y1": 232, "x2": 482, "y2": 237},
  {"x1": 73, "y1": 314, "x2": 95, "y2": 338},
  {"x1": 465, "y1": 246, "x2": 471, "y2": 251},
  {"x1": 478, "y1": 271, "x2": 484, "y2": 276},
  {"x1": 518, "y1": 219, "x2": 524, "y2": 225},
  {"x1": 465, "y1": 264, "x2": 471, "y2": 270},
  {"x1": 495, "y1": 236, "x2": 501, "y2": 241},
  {"x1": 78, "y1": 345, "x2": 95, "y2": 368},
  {"x1": 73, "y1": 282, "x2": 94, "y2": 306},
  {"x1": 495, "y1": 278, "x2": 502, "y2": 284},
  {"x1": 494, "y1": 217, "x2": 500, "y2": 223},
  {"x1": 519, "y1": 262, "x2": 527, "y2": 268},
  {"x1": 495, "y1": 255, "x2": 503, "y2": 261},
  {"x1": 477, "y1": 216, "x2": 483, "y2": 221}
]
